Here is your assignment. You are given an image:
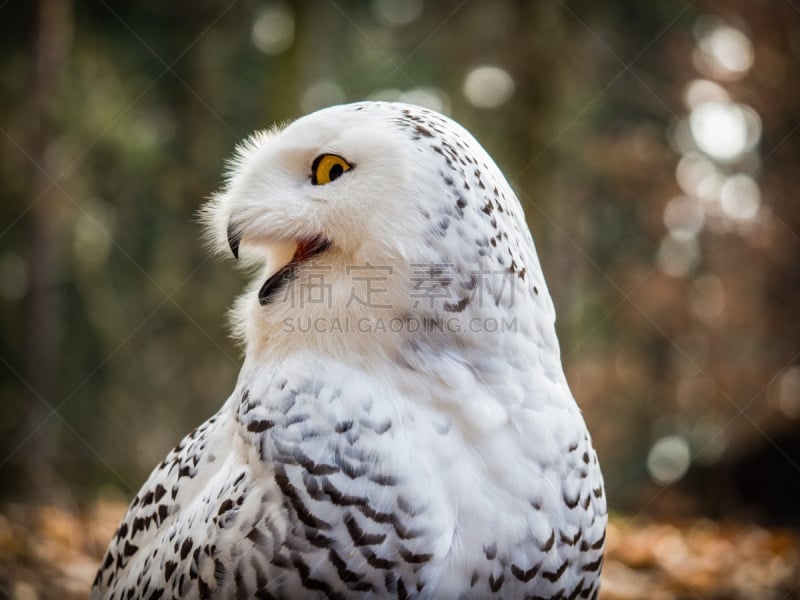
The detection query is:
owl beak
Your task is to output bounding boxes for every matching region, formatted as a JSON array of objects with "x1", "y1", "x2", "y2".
[
  {"x1": 257, "y1": 235, "x2": 331, "y2": 305},
  {"x1": 227, "y1": 220, "x2": 241, "y2": 259}
]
